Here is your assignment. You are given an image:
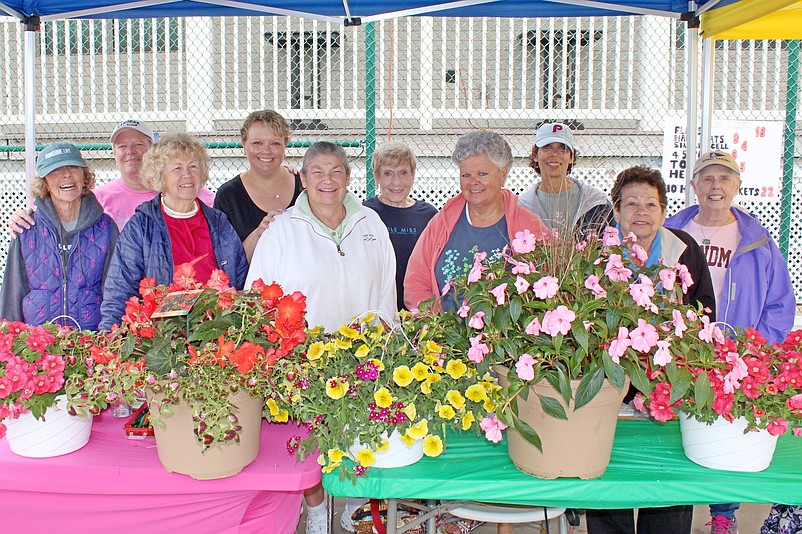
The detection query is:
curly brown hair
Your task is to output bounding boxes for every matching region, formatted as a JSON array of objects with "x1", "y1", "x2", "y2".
[
  {"x1": 31, "y1": 167, "x2": 96, "y2": 200},
  {"x1": 528, "y1": 145, "x2": 578, "y2": 175},
  {"x1": 610, "y1": 165, "x2": 667, "y2": 210}
]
